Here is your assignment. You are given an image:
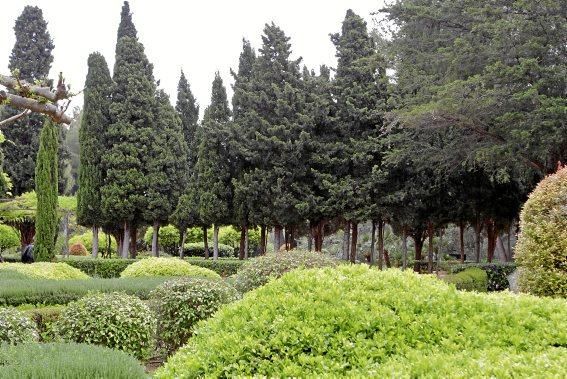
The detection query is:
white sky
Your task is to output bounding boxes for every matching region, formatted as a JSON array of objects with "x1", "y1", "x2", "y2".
[{"x1": 1, "y1": 0, "x2": 383, "y2": 117}]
